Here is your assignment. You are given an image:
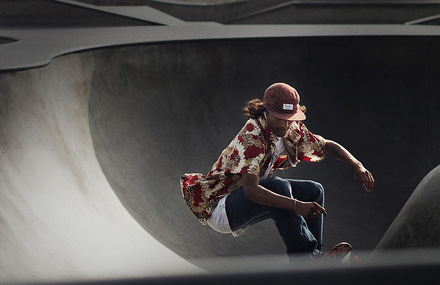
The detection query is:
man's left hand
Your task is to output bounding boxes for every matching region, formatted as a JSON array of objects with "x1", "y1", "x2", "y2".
[{"x1": 354, "y1": 165, "x2": 374, "y2": 192}]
